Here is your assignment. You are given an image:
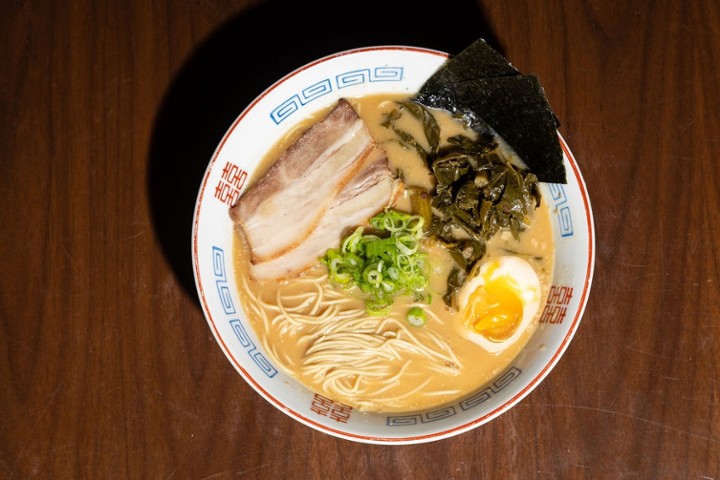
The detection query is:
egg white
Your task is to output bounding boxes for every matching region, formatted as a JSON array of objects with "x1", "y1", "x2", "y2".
[{"x1": 456, "y1": 255, "x2": 542, "y2": 353}]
